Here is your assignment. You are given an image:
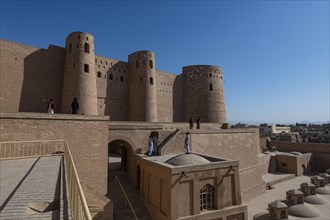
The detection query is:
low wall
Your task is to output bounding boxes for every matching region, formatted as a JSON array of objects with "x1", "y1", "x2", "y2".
[
  {"x1": 161, "y1": 128, "x2": 266, "y2": 202},
  {"x1": 0, "y1": 112, "x2": 109, "y2": 196},
  {"x1": 268, "y1": 141, "x2": 330, "y2": 172}
]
